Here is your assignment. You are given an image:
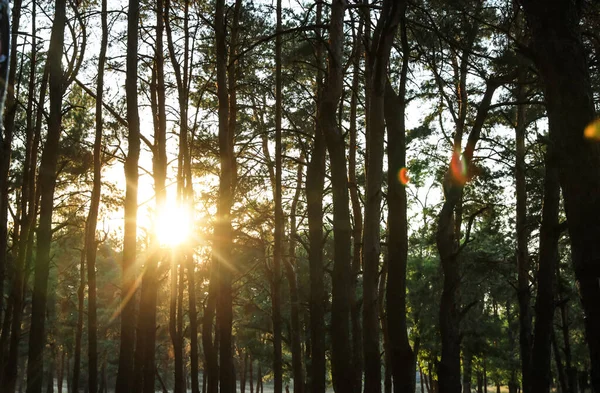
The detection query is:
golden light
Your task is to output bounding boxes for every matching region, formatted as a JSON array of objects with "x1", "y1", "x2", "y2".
[
  {"x1": 584, "y1": 118, "x2": 600, "y2": 141},
  {"x1": 155, "y1": 205, "x2": 192, "y2": 247}
]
